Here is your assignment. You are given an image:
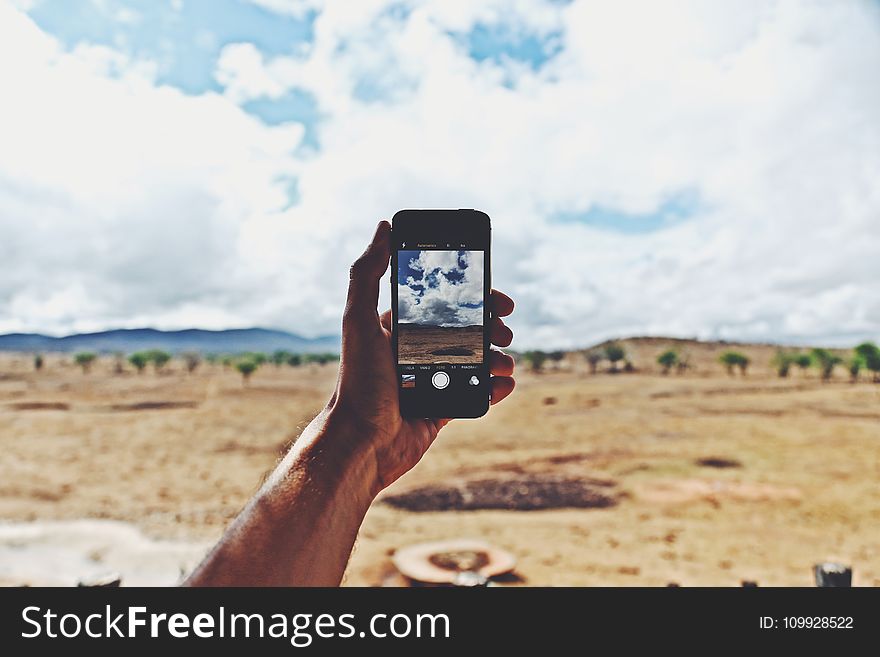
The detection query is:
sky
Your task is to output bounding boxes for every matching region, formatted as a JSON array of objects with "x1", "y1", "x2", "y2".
[
  {"x1": 0, "y1": 0, "x2": 879, "y2": 348},
  {"x1": 398, "y1": 250, "x2": 483, "y2": 327}
]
